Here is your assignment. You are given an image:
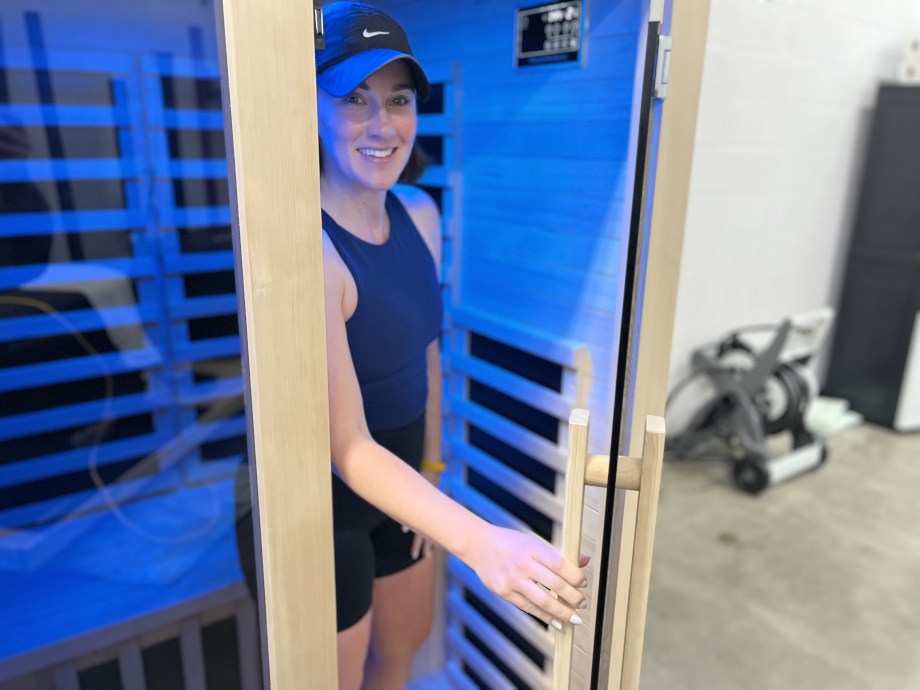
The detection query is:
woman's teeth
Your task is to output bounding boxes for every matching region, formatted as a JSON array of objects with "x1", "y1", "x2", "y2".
[{"x1": 358, "y1": 148, "x2": 395, "y2": 158}]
